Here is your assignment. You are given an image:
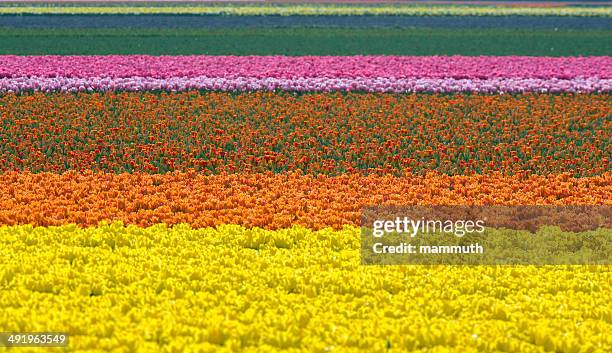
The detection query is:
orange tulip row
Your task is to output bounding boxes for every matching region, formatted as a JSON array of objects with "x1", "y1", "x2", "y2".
[{"x1": 0, "y1": 171, "x2": 609, "y2": 229}]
